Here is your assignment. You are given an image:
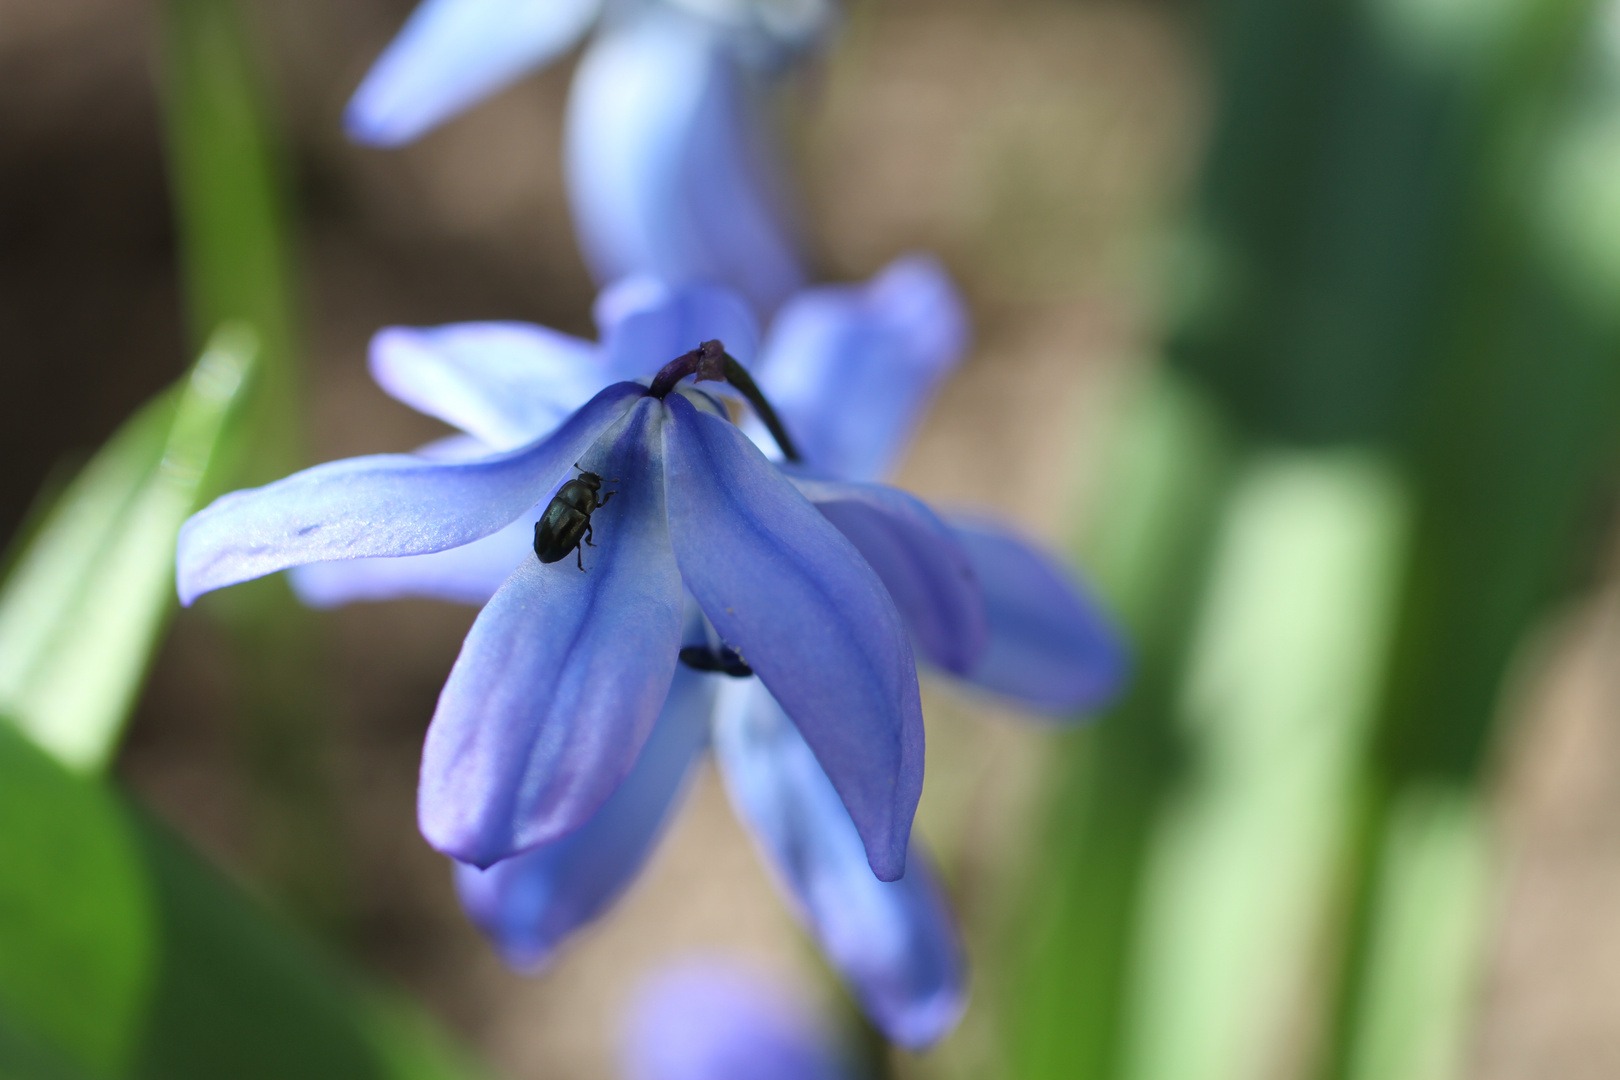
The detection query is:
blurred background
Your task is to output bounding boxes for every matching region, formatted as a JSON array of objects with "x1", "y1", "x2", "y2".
[{"x1": 4, "y1": 0, "x2": 1620, "y2": 1077}]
